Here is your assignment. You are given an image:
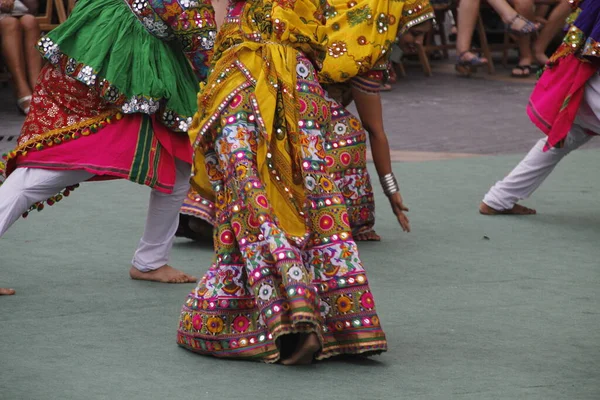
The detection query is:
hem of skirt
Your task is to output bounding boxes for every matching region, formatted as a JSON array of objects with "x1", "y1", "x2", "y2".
[
  {"x1": 0, "y1": 110, "x2": 175, "y2": 220},
  {"x1": 37, "y1": 37, "x2": 193, "y2": 133},
  {"x1": 8, "y1": 161, "x2": 174, "y2": 220},
  {"x1": 179, "y1": 207, "x2": 216, "y2": 226},
  {"x1": 177, "y1": 329, "x2": 387, "y2": 363},
  {"x1": 316, "y1": 341, "x2": 388, "y2": 361},
  {"x1": 177, "y1": 318, "x2": 325, "y2": 364},
  {"x1": 0, "y1": 110, "x2": 123, "y2": 175},
  {"x1": 0, "y1": 110, "x2": 120, "y2": 179}
]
